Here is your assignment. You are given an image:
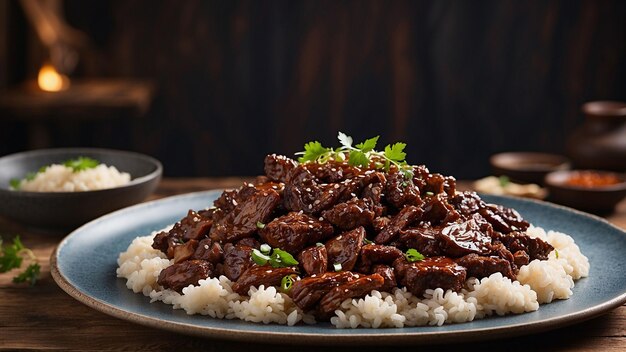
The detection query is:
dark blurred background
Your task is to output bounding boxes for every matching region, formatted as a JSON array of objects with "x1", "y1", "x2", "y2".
[{"x1": 0, "y1": 0, "x2": 624, "y2": 178}]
